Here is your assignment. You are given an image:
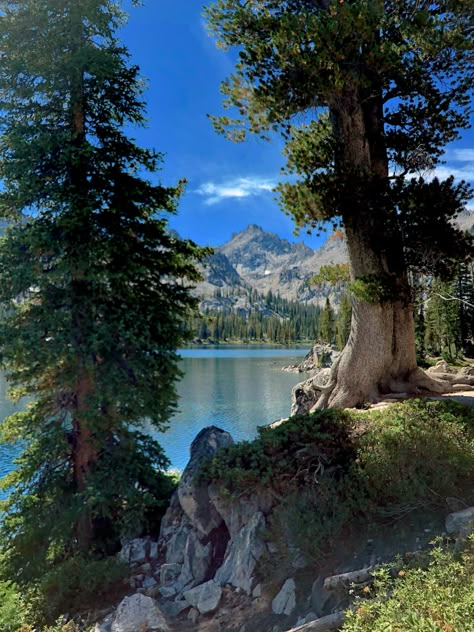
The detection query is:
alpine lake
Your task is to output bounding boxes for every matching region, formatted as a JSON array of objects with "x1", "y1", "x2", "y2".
[{"x1": 0, "y1": 345, "x2": 308, "y2": 484}]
